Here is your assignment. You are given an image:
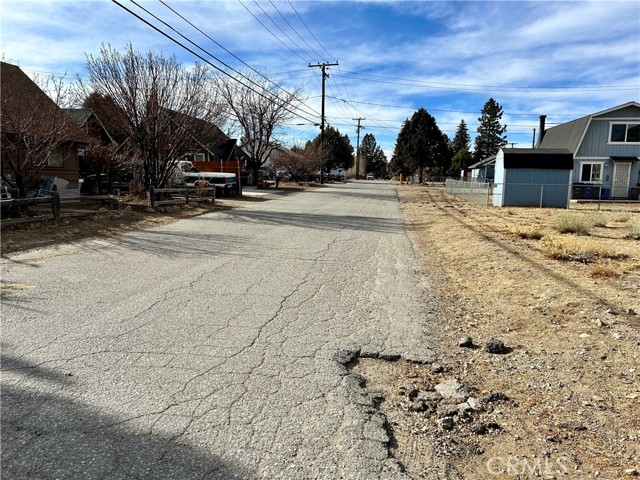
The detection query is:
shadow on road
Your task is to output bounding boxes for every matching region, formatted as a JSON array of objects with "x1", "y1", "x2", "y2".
[
  {"x1": 1, "y1": 349, "x2": 253, "y2": 480},
  {"x1": 214, "y1": 209, "x2": 405, "y2": 233}
]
